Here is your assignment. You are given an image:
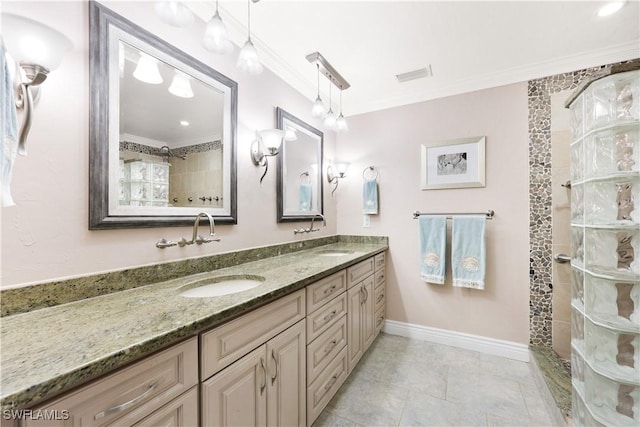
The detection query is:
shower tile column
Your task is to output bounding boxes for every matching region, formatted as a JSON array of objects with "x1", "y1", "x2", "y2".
[{"x1": 568, "y1": 68, "x2": 639, "y2": 427}]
